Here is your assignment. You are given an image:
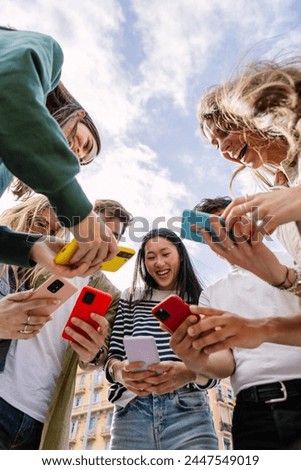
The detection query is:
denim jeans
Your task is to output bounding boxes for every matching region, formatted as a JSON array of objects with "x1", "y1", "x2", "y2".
[
  {"x1": 0, "y1": 397, "x2": 43, "y2": 449},
  {"x1": 233, "y1": 395, "x2": 301, "y2": 450},
  {"x1": 110, "y1": 386, "x2": 218, "y2": 450}
]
